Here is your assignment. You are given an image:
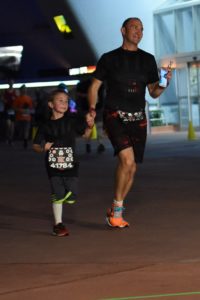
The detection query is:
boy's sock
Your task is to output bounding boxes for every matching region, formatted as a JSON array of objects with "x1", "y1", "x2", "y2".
[
  {"x1": 113, "y1": 199, "x2": 124, "y2": 218},
  {"x1": 52, "y1": 203, "x2": 63, "y2": 225}
]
